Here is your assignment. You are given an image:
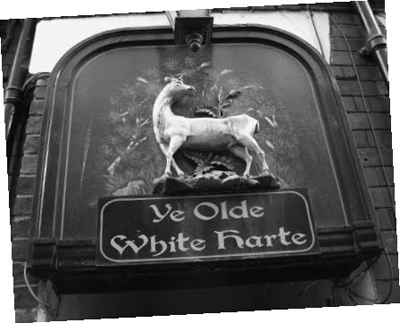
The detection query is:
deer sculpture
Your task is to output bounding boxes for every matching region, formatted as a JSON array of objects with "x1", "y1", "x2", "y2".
[{"x1": 153, "y1": 77, "x2": 270, "y2": 180}]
